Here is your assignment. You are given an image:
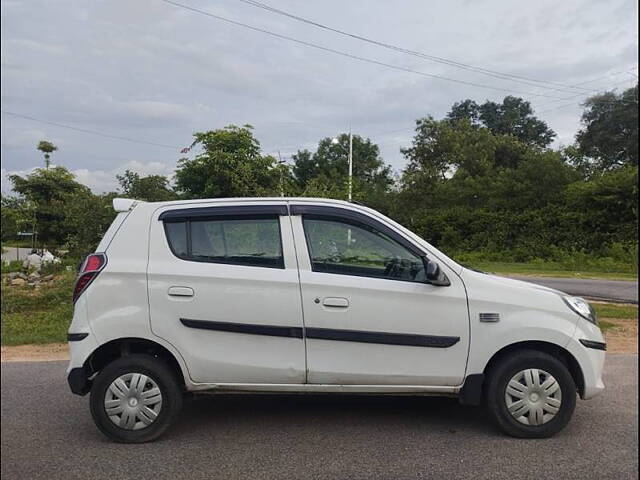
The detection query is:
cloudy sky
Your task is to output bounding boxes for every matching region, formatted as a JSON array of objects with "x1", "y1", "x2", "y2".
[{"x1": 1, "y1": 0, "x2": 637, "y2": 193}]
